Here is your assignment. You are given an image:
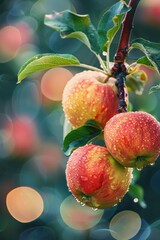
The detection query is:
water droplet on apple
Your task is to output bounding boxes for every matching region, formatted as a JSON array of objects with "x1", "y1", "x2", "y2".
[
  {"x1": 80, "y1": 176, "x2": 88, "y2": 181},
  {"x1": 136, "y1": 167, "x2": 142, "y2": 171},
  {"x1": 93, "y1": 175, "x2": 97, "y2": 179},
  {"x1": 111, "y1": 184, "x2": 116, "y2": 190},
  {"x1": 80, "y1": 202, "x2": 85, "y2": 207},
  {"x1": 150, "y1": 163, "x2": 155, "y2": 166},
  {"x1": 109, "y1": 175, "x2": 113, "y2": 180},
  {"x1": 75, "y1": 198, "x2": 80, "y2": 203},
  {"x1": 92, "y1": 207, "x2": 98, "y2": 211}
]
